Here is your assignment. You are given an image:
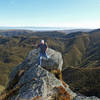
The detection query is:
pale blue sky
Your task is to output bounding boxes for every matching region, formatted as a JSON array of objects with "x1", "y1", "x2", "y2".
[{"x1": 0, "y1": 0, "x2": 100, "y2": 28}]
